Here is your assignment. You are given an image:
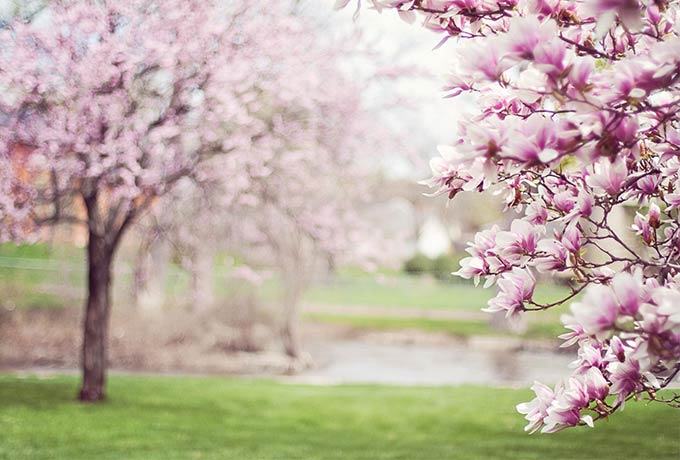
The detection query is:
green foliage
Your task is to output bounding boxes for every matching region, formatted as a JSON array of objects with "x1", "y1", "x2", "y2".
[
  {"x1": 402, "y1": 253, "x2": 433, "y2": 276},
  {"x1": 0, "y1": 375, "x2": 677, "y2": 460},
  {"x1": 402, "y1": 253, "x2": 465, "y2": 282},
  {"x1": 432, "y1": 254, "x2": 462, "y2": 282}
]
